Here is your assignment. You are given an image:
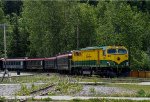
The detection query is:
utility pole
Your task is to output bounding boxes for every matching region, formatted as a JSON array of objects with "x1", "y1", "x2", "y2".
[
  {"x1": 4, "y1": 24, "x2": 6, "y2": 59},
  {"x1": 0, "y1": 24, "x2": 7, "y2": 58},
  {"x1": 0, "y1": 24, "x2": 11, "y2": 82},
  {"x1": 77, "y1": 19, "x2": 79, "y2": 50},
  {"x1": 77, "y1": 24, "x2": 79, "y2": 50}
]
